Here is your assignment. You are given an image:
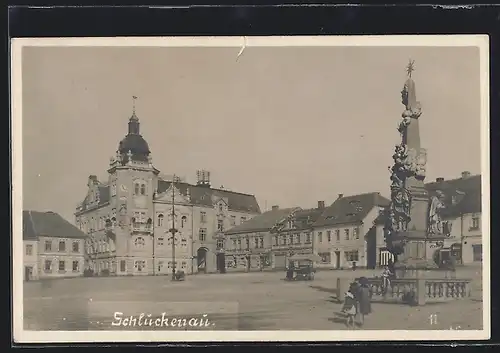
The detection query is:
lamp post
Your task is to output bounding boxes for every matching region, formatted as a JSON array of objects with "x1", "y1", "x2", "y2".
[{"x1": 169, "y1": 175, "x2": 179, "y2": 281}]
